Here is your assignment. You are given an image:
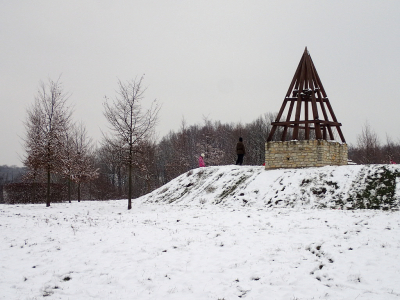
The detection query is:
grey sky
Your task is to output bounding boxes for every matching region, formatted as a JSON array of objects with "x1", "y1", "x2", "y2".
[{"x1": 1, "y1": 1, "x2": 400, "y2": 166}]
